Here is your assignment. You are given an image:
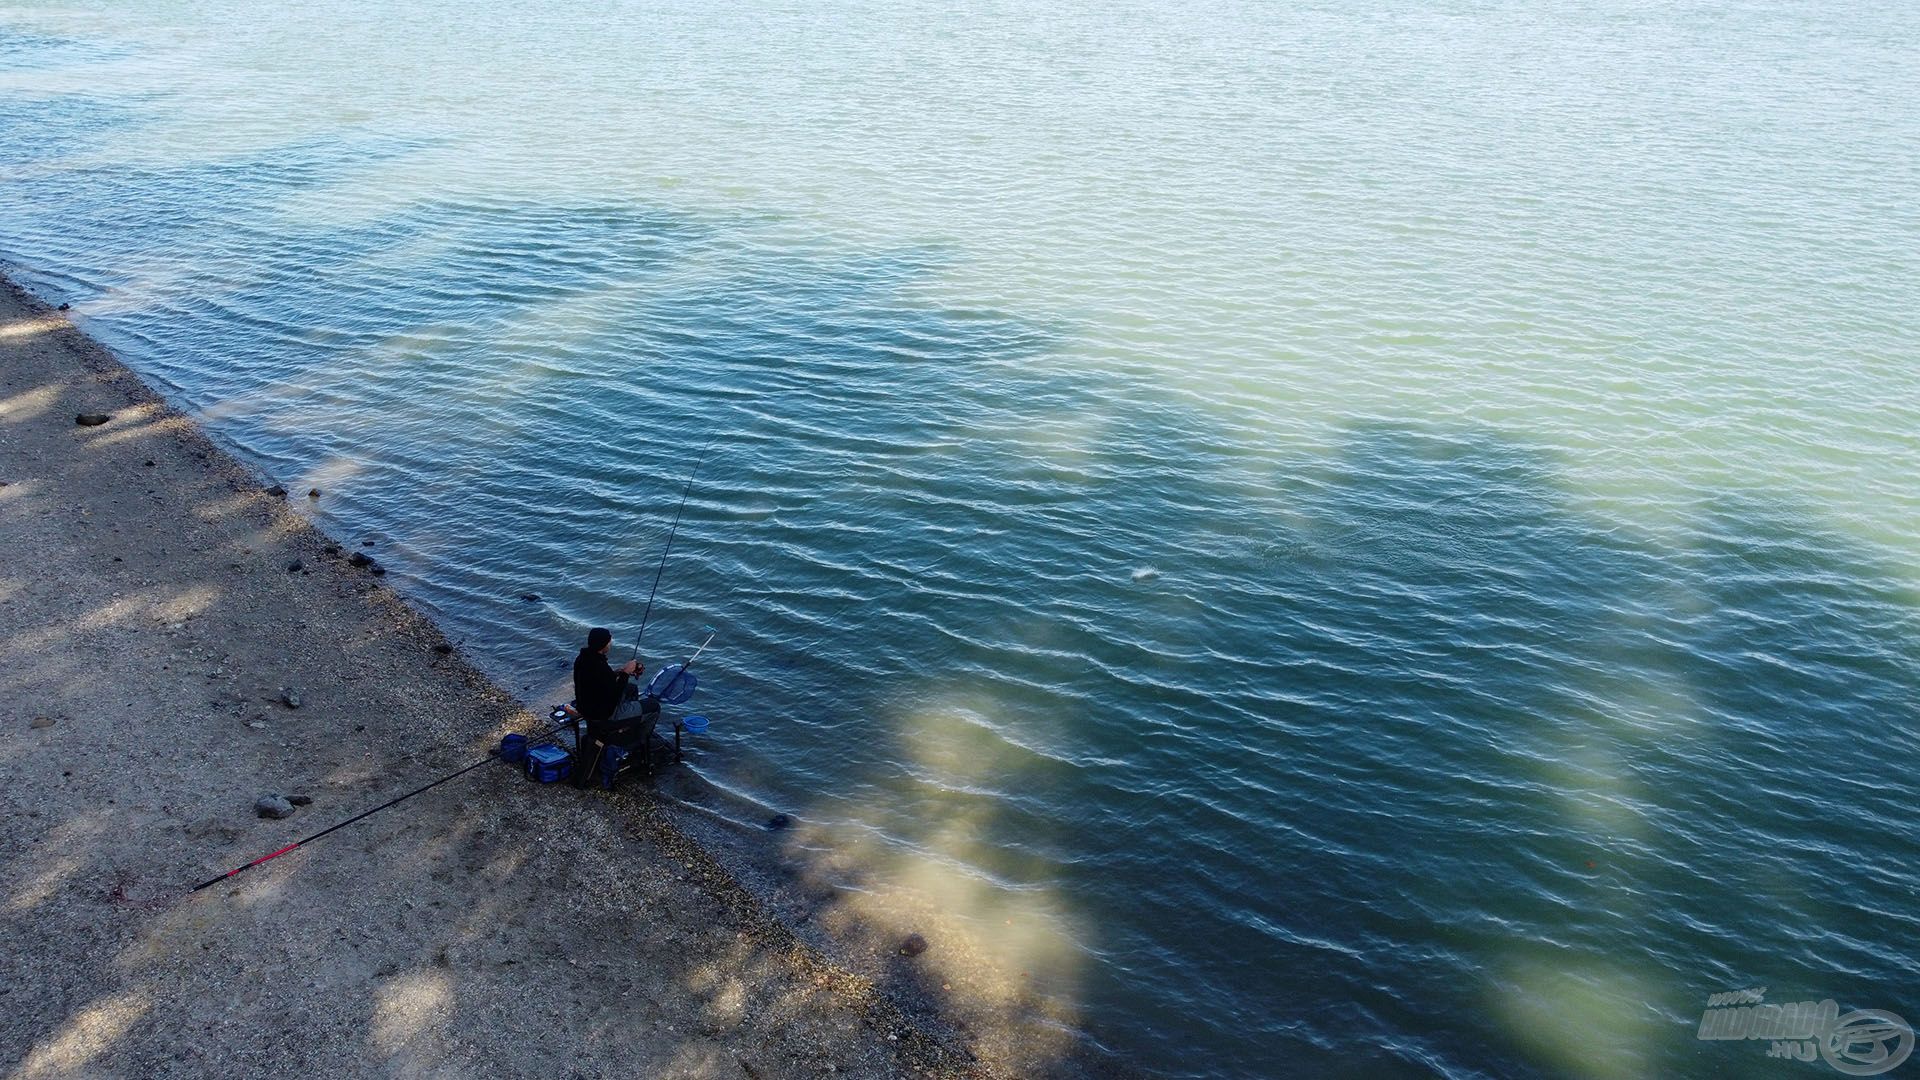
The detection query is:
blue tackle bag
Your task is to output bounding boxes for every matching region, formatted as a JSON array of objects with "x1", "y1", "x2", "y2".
[
  {"x1": 599, "y1": 743, "x2": 629, "y2": 790},
  {"x1": 498, "y1": 733, "x2": 529, "y2": 766},
  {"x1": 524, "y1": 743, "x2": 572, "y2": 783}
]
